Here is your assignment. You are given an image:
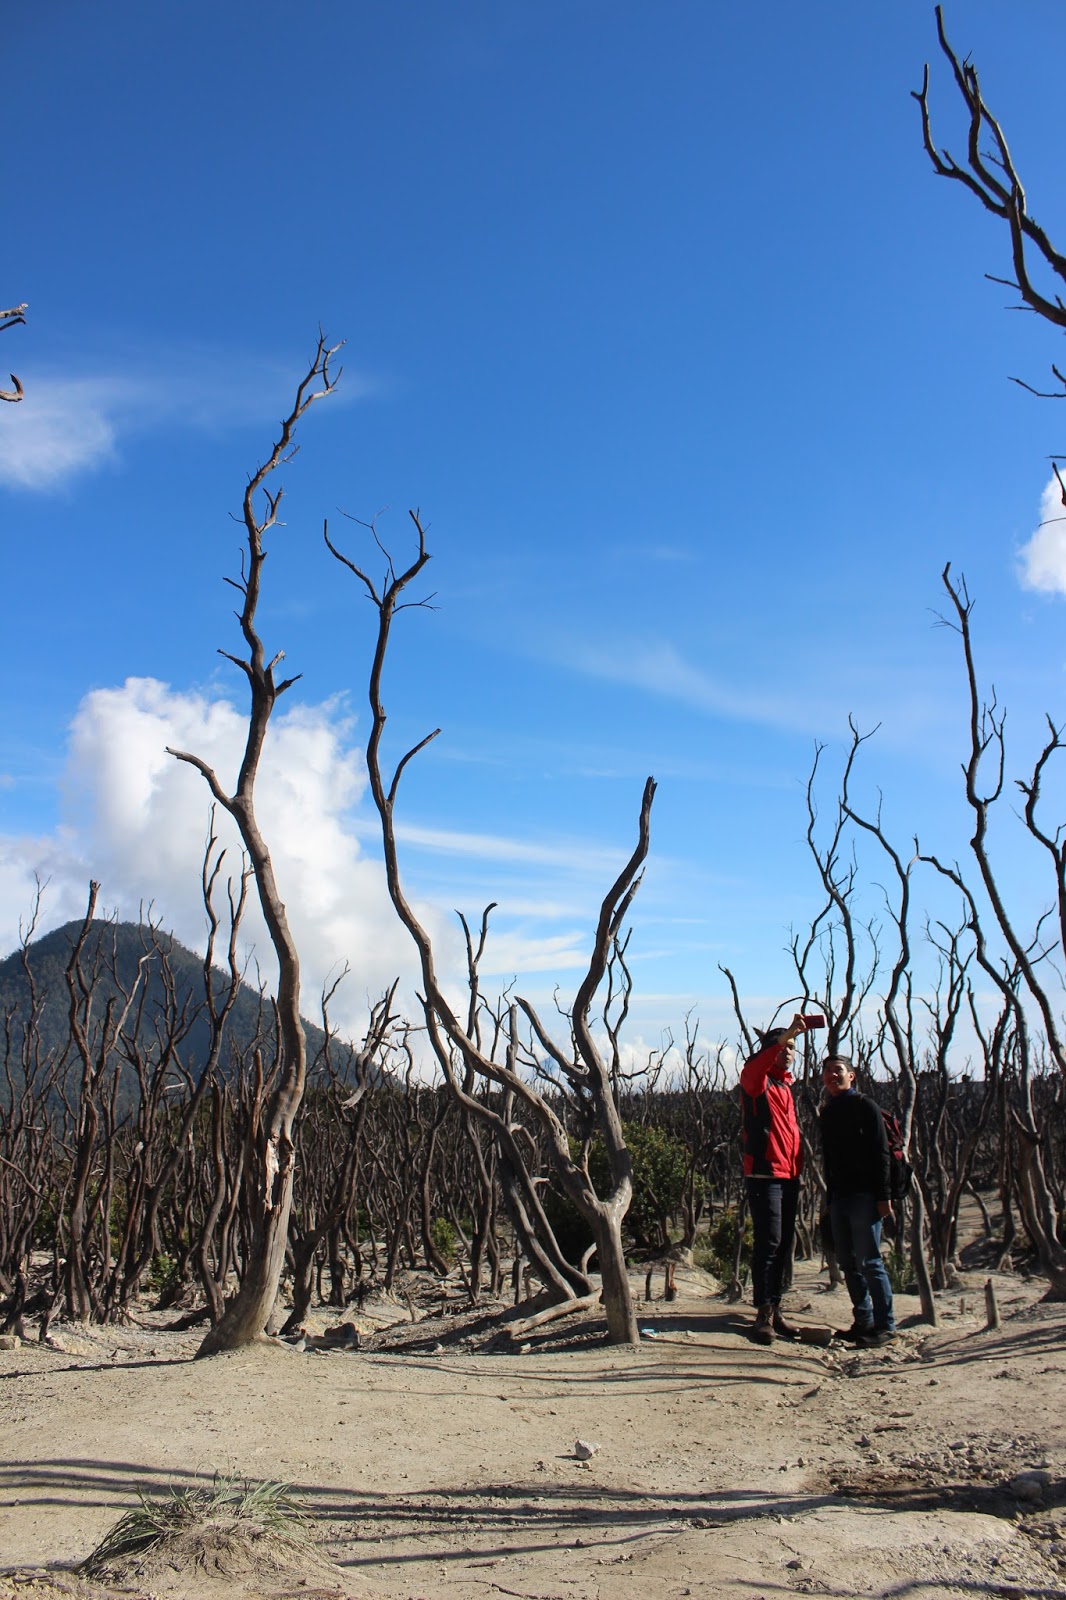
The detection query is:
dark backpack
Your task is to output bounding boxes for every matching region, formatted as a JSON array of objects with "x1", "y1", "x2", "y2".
[{"x1": 881, "y1": 1109, "x2": 913, "y2": 1202}]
